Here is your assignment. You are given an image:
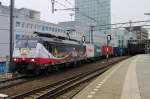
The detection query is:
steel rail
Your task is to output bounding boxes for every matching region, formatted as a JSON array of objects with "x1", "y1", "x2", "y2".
[{"x1": 0, "y1": 76, "x2": 28, "y2": 90}]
